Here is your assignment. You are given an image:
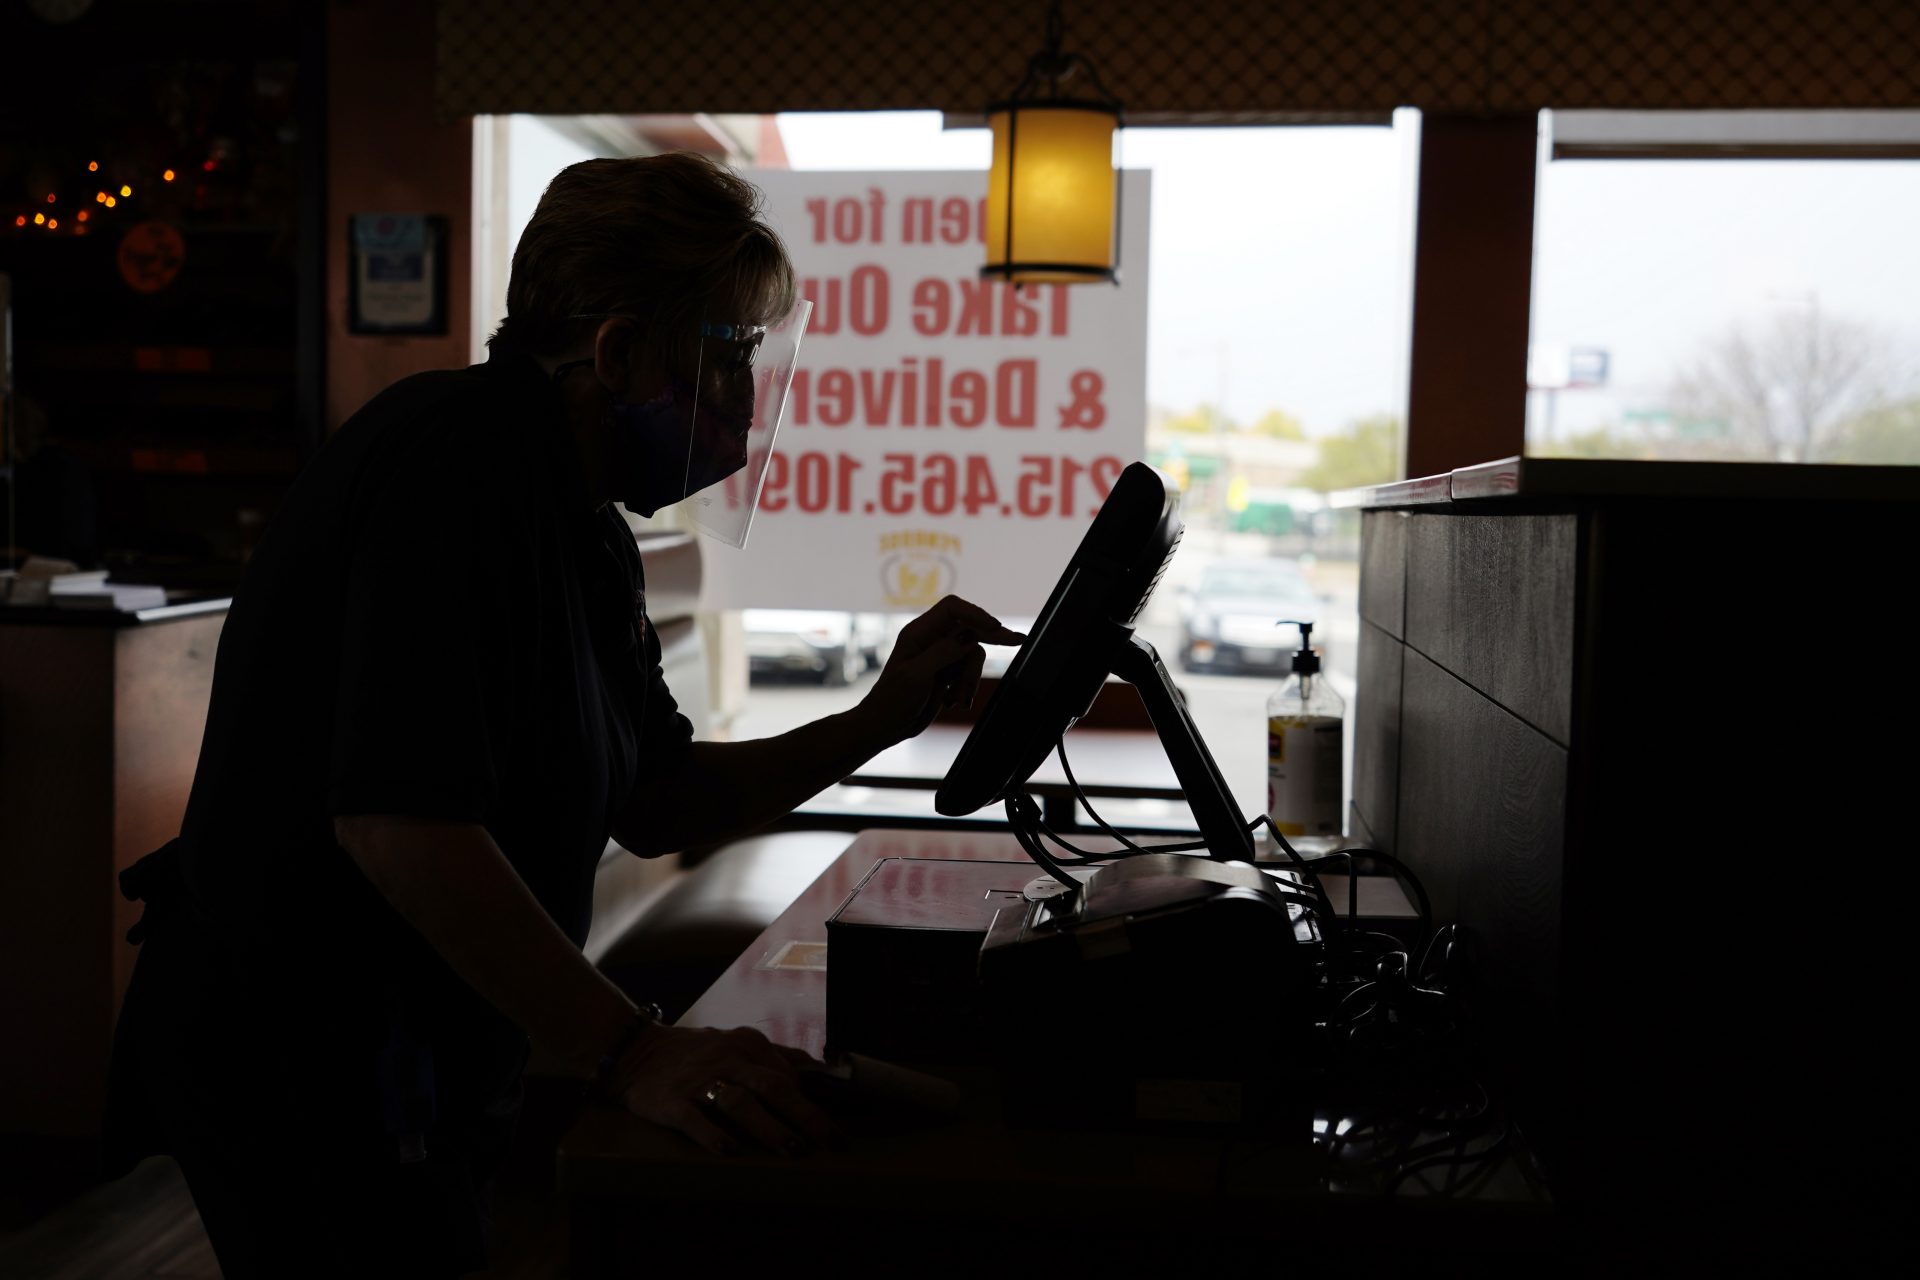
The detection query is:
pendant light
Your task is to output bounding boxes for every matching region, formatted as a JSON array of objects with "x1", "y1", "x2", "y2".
[{"x1": 982, "y1": 0, "x2": 1123, "y2": 286}]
